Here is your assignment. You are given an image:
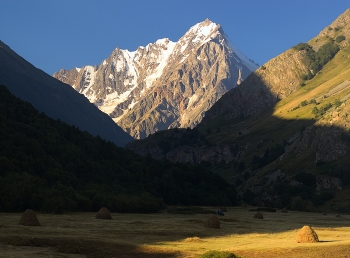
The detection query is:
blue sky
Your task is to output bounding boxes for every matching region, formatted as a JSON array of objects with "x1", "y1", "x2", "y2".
[{"x1": 1, "y1": 1, "x2": 349, "y2": 75}]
